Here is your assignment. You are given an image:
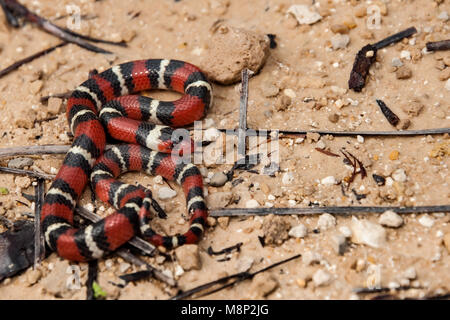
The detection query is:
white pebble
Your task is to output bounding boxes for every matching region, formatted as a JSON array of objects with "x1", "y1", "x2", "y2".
[
  {"x1": 154, "y1": 175, "x2": 163, "y2": 184},
  {"x1": 317, "y1": 213, "x2": 336, "y2": 231},
  {"x1": 392, "y1": 168, "x2": 407, "y2": 182},
  {"x1": 119, "y1": 262, "x2": 131, "y2": 273},
  {"x1": 203, "y1": 118, "x2": 215, "y2": 129},
  {"x1": 438, "y1": 11, "x2": 449, "y2": 21},
  {"x1": 391, "y1": 58, "x2": 403, "y2": 67},
  {"x1": 245, "y1": 199, "x2": 259, "y2": 208},
  {"x1": 158, "y1": 187, "x2": 177, "y2": 200},
  {"x1": 418, "y1": 215, "x2": 434, "y2": 228},
  {"x1": 403, "y1": 267, "x2": 417, "y2": 280},
  {"x1": 339, "y1": 226, "x2": 352, "y2": 238},
  {"x1": 267, "y1": 194, "x2": 276, "y2": 201},
  {"x1": 282, "y1": 172, "x2": 295, "y2": 185},
  {"x1": 287, "y1": 4, "x2": 322, "y2": 25},
  {"x1": 400, "y1": 50, "x2": 411, "y2": 60},
  {"x1": 312, "y1": 269, "x2": 332, "y2": 287},
  {"x1": 289, "y1": 224, "x2": 307, "y2": 238},
  {"x1": 174, "y1": 265, "x2": 184, "y2": 277},
  {"x1": 288, "y1": 199, "x2": 297, "y2": 206},
  {"x1": 204, "y1": 128, "x2": 221, "y2": 141},
  {"x1": 283, "y1": 88, "x2": 296, "y2": 98},
  {"x1": 445, "y1": 79, "x2": 450, "y2": 91},
  {"x1": 321, "y1": 176, "x2": 337, "y2": 186},
  {"x1": 350, "y1": 217, "x2": 386, "y2": 248},
  {"x1": 379, "y1": 210, "x2": 403, "y2": 228},
  {"x1": 356, "y1": 135, "x2": 364, "y2": 143},
  {"x1": 331, "y1": 34, "x2": 350, "y2": 50}
]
